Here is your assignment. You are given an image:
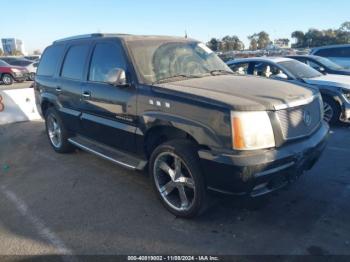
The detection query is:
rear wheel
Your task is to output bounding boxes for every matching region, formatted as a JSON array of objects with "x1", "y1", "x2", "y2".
[
  {"x1": 45, "y1": 107, "x2": 74, "y2": 153},
  {"x1": 322, "y1": 96, "x2": 341, "y2": 124},
  {"x1": 2, "y1": 74, "x2": 13, "y2": 85},
  {"x1": 149, "y1": 140, "x2": 206, "y2": 218}
]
